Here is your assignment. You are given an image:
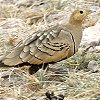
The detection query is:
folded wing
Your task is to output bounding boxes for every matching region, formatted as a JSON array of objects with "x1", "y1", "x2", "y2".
[{"x1": 2, "y1": 25, "x2": 75, "y2": 66}]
